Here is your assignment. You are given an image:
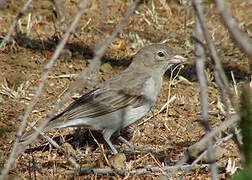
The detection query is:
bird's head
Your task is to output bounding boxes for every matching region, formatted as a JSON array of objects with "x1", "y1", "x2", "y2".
[{"x1": 132, "y1": 44, "x2": 186, "y2": 74}]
